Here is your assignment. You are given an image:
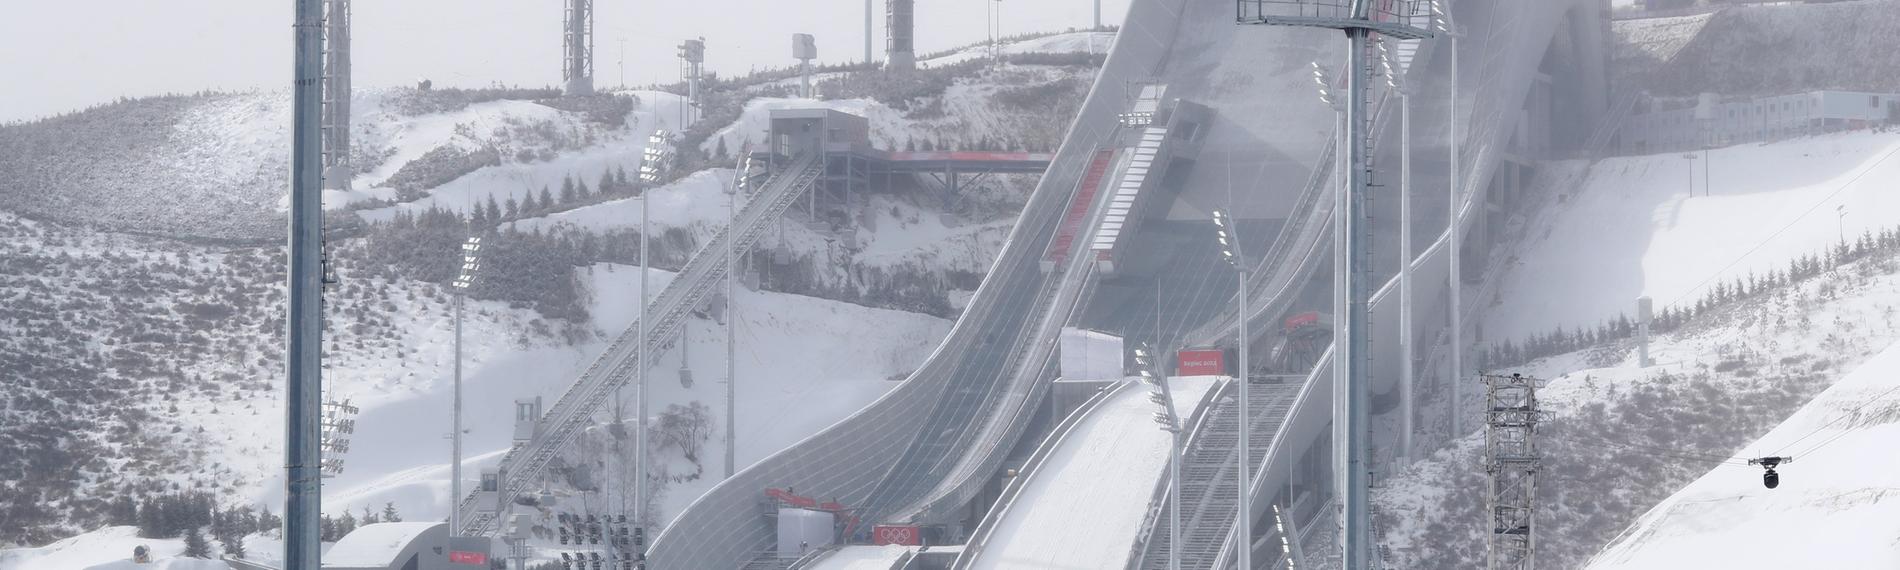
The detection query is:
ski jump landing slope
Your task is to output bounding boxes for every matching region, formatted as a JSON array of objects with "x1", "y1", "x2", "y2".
[{"x1": 965, "y1": 378, "x2": 1218, "y2": 570}]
